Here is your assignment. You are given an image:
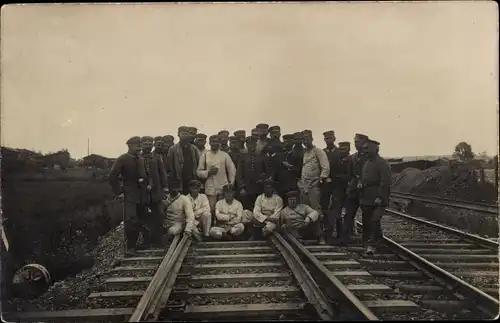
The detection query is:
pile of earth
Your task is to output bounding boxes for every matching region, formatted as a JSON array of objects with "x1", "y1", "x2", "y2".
[{"x1": 391, "y1": 165, "x2": 497, "y2": 203}]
